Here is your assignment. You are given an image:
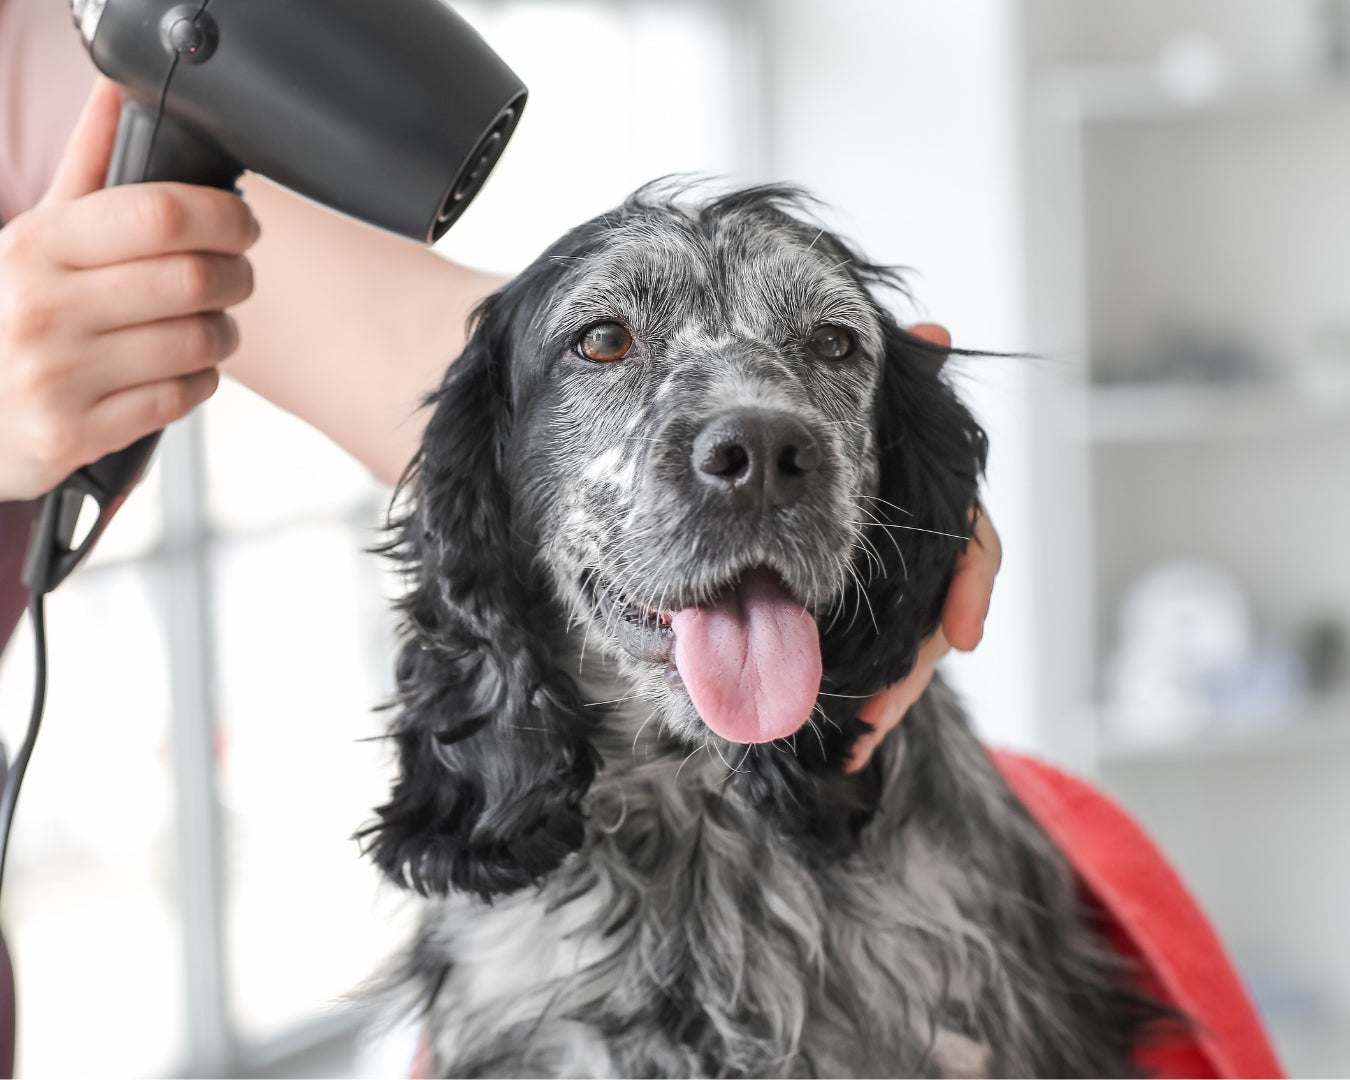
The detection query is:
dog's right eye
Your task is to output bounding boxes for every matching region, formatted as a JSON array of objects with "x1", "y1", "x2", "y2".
[
  {"x1": 807, "y1": 324, "x2": 854, "y2": 360},
  {"x1": 577, "y1": 322, "x2": 634, "y2": 363}
]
